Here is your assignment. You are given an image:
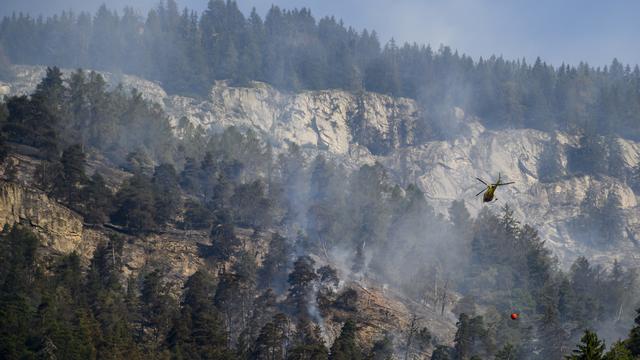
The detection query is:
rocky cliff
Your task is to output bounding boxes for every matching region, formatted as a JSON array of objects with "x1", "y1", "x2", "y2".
[
  {"x1": 0, "y1": 180, "x2": 84, "y2": 253},
  {"x1": 3, "y1": 65, "x2": 639, "y2": 268}
]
